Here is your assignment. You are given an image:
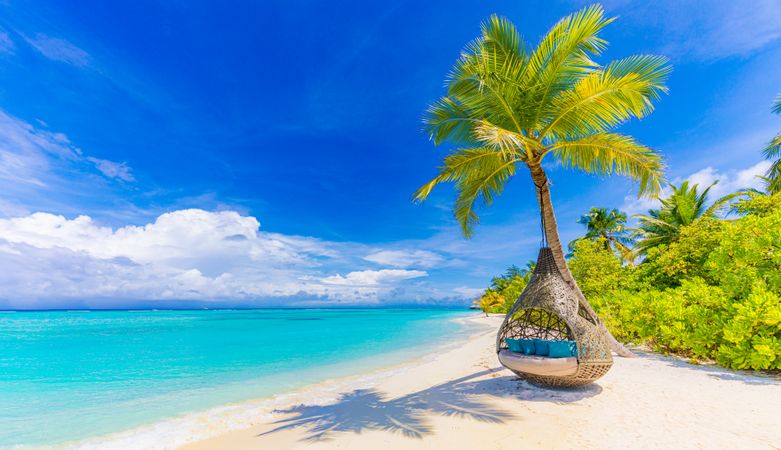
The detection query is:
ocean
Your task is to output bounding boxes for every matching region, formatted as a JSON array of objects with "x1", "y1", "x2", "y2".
[{"x1": 0, "y1": 309, "x2": 476, "y2": 448}]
